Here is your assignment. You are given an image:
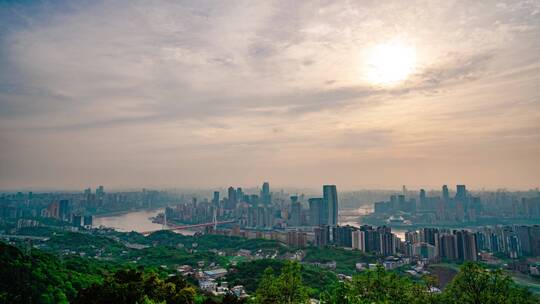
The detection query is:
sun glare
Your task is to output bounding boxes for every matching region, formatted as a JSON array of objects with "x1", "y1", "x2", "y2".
[{"x1": 364, "y1": 40, "x2": 416, "y2": 86}]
